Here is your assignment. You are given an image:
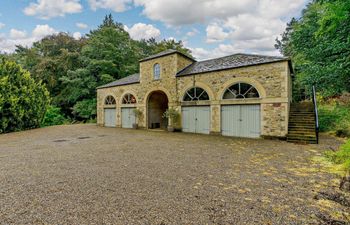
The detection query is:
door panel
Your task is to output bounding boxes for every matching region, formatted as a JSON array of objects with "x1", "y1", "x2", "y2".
[
  {"x1": 221, "y1": 105, "x2": 260, "y2": 138},
  {"x1": 221, "y1": 105, "x2": 240, "y2": 136},
  {"x1": 104, "y1": 108, "x2": 116, "y2": 127},
  {"x1": 121, "y1": 107, "x2": 136, "y2": 128},
  {"x1": 240, "y1": 105, "x2": 260, "y2": 138},
  {"x1": 182, "y1": 106, "x2": 210, "y2": 134},
  {"x1": 195, "y1": 107, "x2": 210, "y2": 134},
  {"x1": 181, "y1": 107, "x2": 196, "y2": 133}
]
